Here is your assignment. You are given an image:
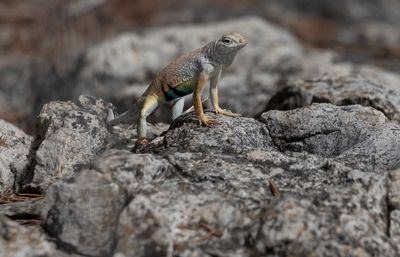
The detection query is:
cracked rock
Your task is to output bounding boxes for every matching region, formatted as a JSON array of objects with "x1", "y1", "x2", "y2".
[{"x1": 260, "y1": 103, "x2": 400, "y2": 171}]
